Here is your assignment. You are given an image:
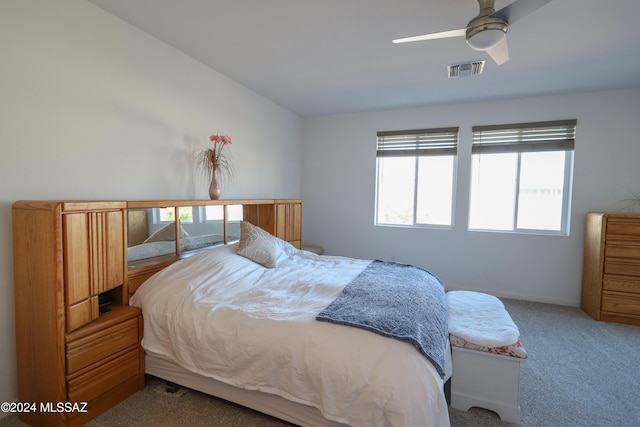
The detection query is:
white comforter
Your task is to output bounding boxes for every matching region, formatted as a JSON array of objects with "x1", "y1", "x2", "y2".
[{"x1": 130, "y1": 244, "x2": 450, "y2": 427}]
